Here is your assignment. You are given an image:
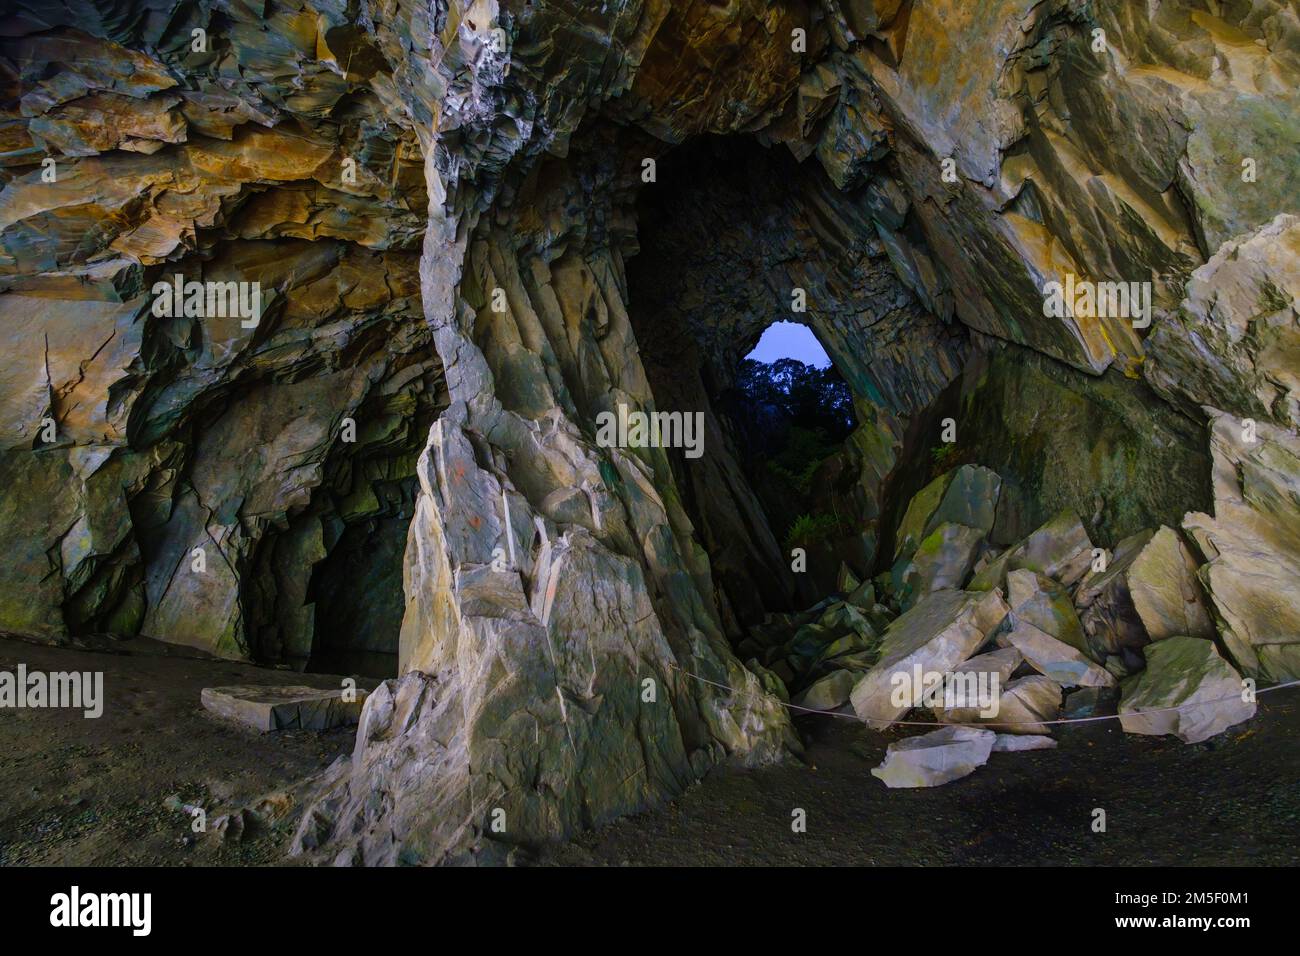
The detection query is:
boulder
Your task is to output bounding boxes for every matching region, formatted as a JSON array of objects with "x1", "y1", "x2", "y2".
[
  {"x1": 1075, "y1": 529, "x2": 1158, "y2": 656},
  {"x1": 1005, "y1": 569, "x2": 1091, "y2": 658},
  {"x1": 849, "y1": 588, "x2": 1009, "y2": 728},
  {"x1": 809, "y1": 631, "x2": 876, "y2": 672},
  {"x1": 1119, "y1": 636, "x2": 1256, "y2": 744},
  {"x1": 941, "y1": 675, "x2": 1062, "y2": 735},
  {"x1": 201, "y1": 685, "x2": 369, "y2": 733},
  {"x1": 1077, "y1": 527, "x2": 1214, "y2": 658},
  {"x1": 817, "y1": 601, "x2": 873, "y2": 635},
  {"x1": 1003, "y1": 619, "x2": 1115, "y2": 688},
  {"x1": 954, "y1": 647, "x2": 1023, "y2": 685},
  {"x1": 782, "y1": 622, "x2": 833, "y2": 675},
  {"x1": 870, "y1": 726, "x2": 996, "y2": 789},
  {"x1": 892, "y1": 464, "x2": 1001, "y2": 563},
  {"x1": 791, "y1": 670, "x2": 856, "y2": 712},
  {"x1": 971, "y1": 510, "x2": 1093, "y2": 591},
  {"x1": 1104, "y1": 656, "x2": 1132, "y2": 680},
  {"x1": 845, "y1": 578, "x2": 876, "y2": 610},
  {"x1": 1128, "y1": 527, "x2": 1217, "y2": 641},
  {"x1": 780, "y1": 602, "x2": 882, "y2": 679},
  {"x1": 1063, "y1": 685, "x2": 1120, "y2": 720},
  {"x1": 891, "y1": 521, "x2": 986, "y2": 610},
  {"x1": 996, "y1": 677, "x2": 1064, "y2": 735}
]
